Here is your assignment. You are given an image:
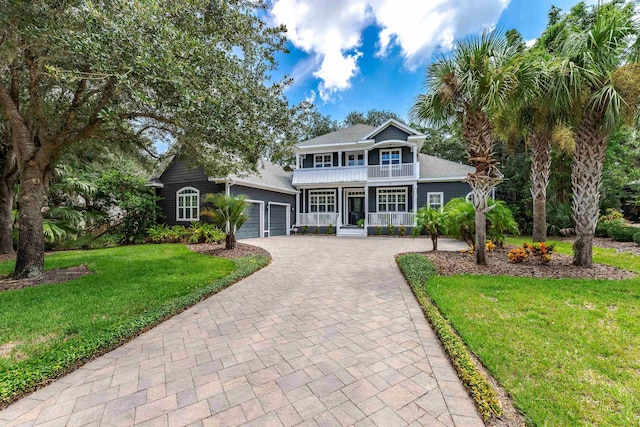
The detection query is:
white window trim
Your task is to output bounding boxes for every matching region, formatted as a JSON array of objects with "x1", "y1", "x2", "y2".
[
  {"x1": 427, "y1": 192, "x2": 444, "y2": 210},
  {"x1": 376, "y1": 187, "x2": 408, "y2": 213},
  {"x1": 380, "y1": 149, "x2": 401, "y2": 166},
  {"x1": 309, "y1": 189, "x2": 337, "y2": 213},
  {"x1": 314, "y1": 153, "x2": 333, "y2": 168},
  {"x1": 176, "y1": 186, "x2": 200, "y2": 222},
  {"x1": 347, "y1": 152, "x2": 365, "y2": 166}
]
